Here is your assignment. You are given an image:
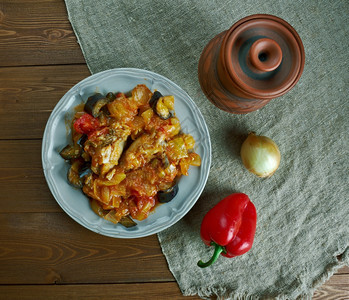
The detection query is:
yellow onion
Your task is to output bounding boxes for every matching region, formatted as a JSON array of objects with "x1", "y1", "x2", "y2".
[{"x1": 240, "y1": 132, "x2": 281, "y2": 178}]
